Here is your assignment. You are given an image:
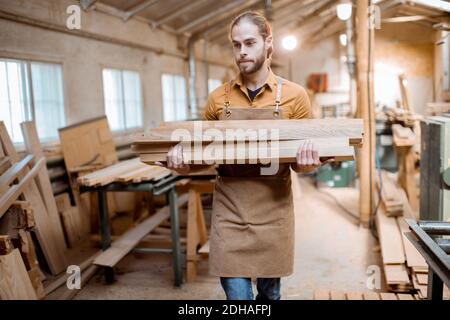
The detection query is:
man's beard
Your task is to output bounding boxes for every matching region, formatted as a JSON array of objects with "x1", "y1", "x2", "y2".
[{"x1": 237, "y1": 51, "x2": 266, "y2": 75}]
